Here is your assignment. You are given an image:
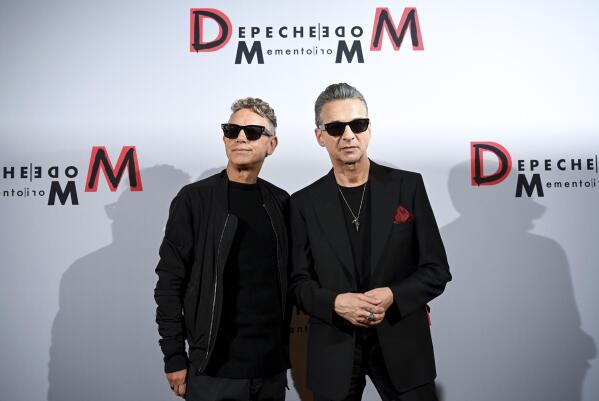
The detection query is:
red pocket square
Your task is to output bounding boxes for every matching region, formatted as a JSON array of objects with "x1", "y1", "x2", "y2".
[{"x1": 393, "y1": 204, "x2": 414, "y2": 224}]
